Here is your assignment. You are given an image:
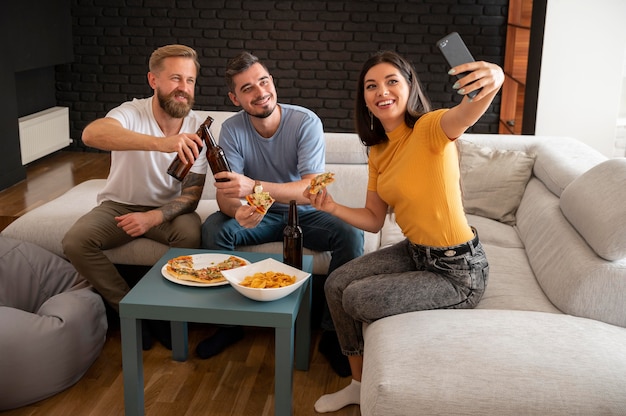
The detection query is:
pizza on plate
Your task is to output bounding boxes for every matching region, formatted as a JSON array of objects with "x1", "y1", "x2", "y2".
[
  {"x1": 309, "y1": 172, "x2": 335, "y2": 194},
  {"x1": 167, "y1": 255, "x2": 194, "y2": 270},
  {"x1": 166, "y1": 255, "x2": 248, "y2": 284},
  {"x1": 245, "y1": 188, "x2": 275, "y2": 215}
]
